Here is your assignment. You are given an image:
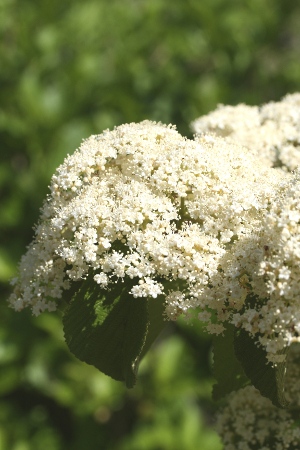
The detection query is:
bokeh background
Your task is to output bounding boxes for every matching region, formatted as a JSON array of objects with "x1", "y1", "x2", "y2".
[{"x1": 1, "y1": 0, "x2": 300, "y2": 448}]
